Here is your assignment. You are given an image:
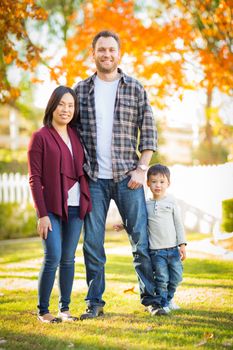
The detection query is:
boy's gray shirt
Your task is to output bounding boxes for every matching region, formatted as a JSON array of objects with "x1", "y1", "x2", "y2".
[{"x1": 146, "y1": 194, "x2": 186, "y2": 250}]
